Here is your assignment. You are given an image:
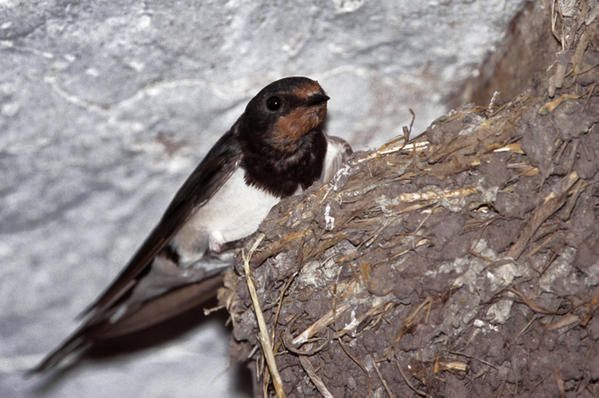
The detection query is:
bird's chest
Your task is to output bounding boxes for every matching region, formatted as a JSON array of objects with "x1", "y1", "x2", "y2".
[{"x1": 173, "y1": 168, "x2": 281, "y2": 260}]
